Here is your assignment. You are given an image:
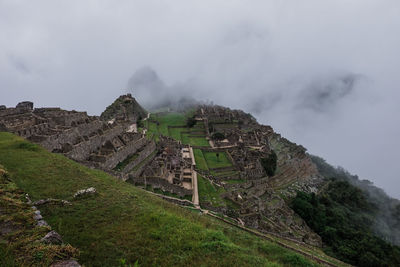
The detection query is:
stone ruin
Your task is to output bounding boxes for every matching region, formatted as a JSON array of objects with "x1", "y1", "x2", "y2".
[
  {"x1": 193, "y1": 104, "x2": 324, "y2": 245},
  {"x1": 0, "y1": 97, "x2": 325, "y2": 246},
  {"x1": 129, "y1": 135, "x2": 196, "y2": 199},
  {"x1": 0, "y1": 96, "x2": 156, "y2": 181}
]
